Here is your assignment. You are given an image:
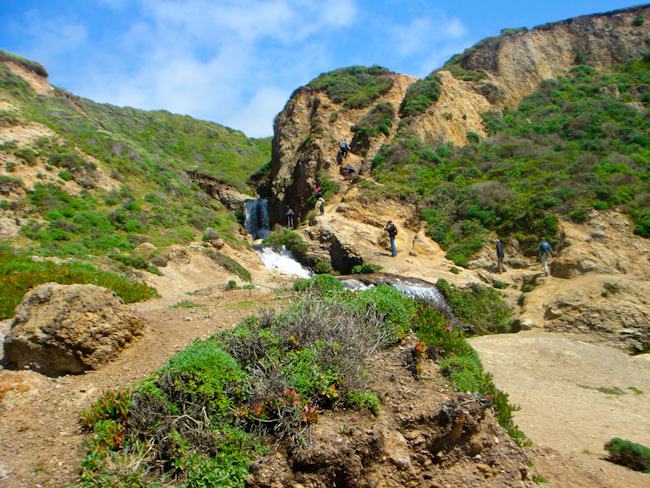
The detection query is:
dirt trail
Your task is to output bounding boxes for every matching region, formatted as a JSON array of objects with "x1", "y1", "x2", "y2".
[{"x1": 470, "y1": 330, "x2": 650, "y2": 486}]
